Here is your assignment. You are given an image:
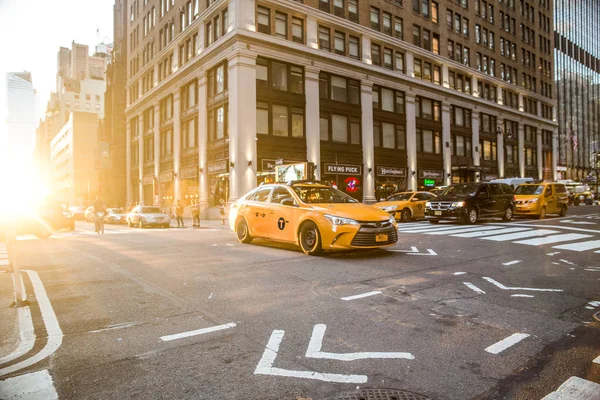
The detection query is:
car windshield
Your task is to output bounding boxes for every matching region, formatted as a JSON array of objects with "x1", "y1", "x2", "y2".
[
  {"x1": 386, "y1": 193, "x2": 413, "y2": 201},
  {"x1": 292, "y1": 186, "x2": 358, "y2": 204},
  {"x1": 108, "y1": 208, "x2": 124, "y2": 214},
  {"x1": 515, "y1": 185, "x2": 544, "y2": 195},
  {"x1": 441, "y1": 184, "x2": 481, "y2": 196},
  {"x1": 141, "y1": 207, "x2": 162, "y2": 213}
]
